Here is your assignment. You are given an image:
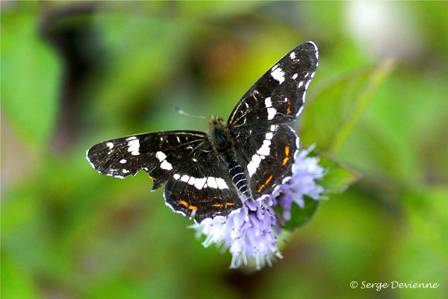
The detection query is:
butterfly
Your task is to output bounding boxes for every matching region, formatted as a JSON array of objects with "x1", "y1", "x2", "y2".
[{"x1": 86, "y1": 41, "x2": 318, "y2": 222}]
